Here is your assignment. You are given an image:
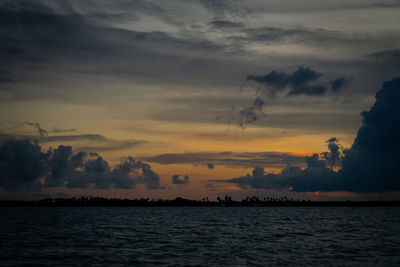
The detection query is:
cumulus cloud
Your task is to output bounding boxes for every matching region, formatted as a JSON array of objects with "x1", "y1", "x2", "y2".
[
  {"x1": 172, "y1": 174, "x2": 190, "y2": 185},
  {"x1": 211, "y1": 152, "x2": 338, "y2": 192},
  {"x1": 321, "y1": 137, "x2": 342, "y2": 169},
  {"x1": 0, "y1": 139, "x2": 161, "y2": 191},
  {"x1": 339, "y1": 77, "x2": 400, "y2": 192},
  {"x1": 214, "y1": 77, "x2": 400, "y2": 193},
  {"x1": 0, "y1": 139, "x2": 48, "y2": 191}
]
